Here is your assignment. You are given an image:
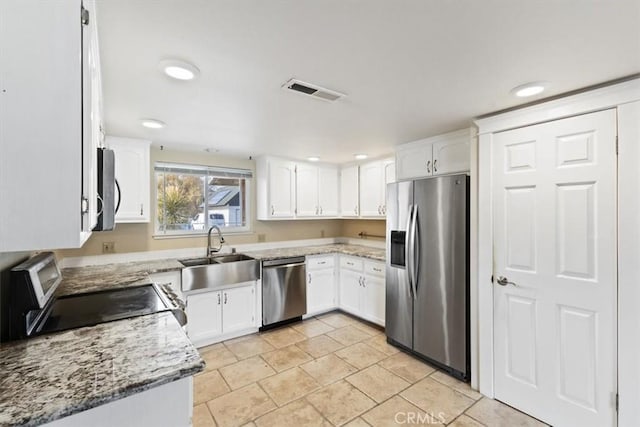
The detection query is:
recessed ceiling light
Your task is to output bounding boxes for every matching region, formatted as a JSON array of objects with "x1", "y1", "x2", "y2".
[
  {"x1": 140, "y1": 119, "x2": 165, "y2": 129},
  {"x1": 354, "y1": 154, "x2": 368, "y2": 160},
  {"x1": 159, "y1": 59, "x2": 200, "y2": 81},
  {"x1": 307, "y1": 156, "x2": 320, "y2": 162},
  {"x1": 511, "y1": 82, "x2": 547, "y2": 98}
]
